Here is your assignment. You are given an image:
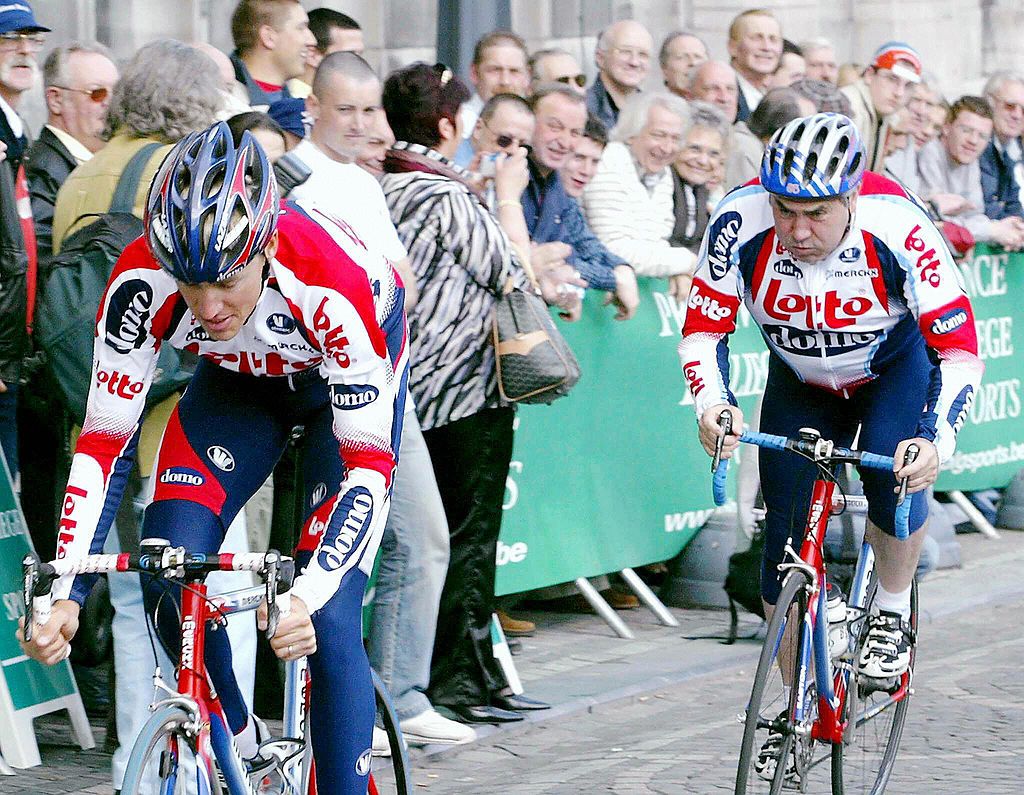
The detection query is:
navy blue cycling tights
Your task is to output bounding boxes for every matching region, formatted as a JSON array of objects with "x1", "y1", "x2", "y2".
[
  {"x1": 758, "y1": 342, "x2": 932, "y2": 604},
  {"x1": 140, "y1": 361, "x2": 385, "y2": 794}
]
